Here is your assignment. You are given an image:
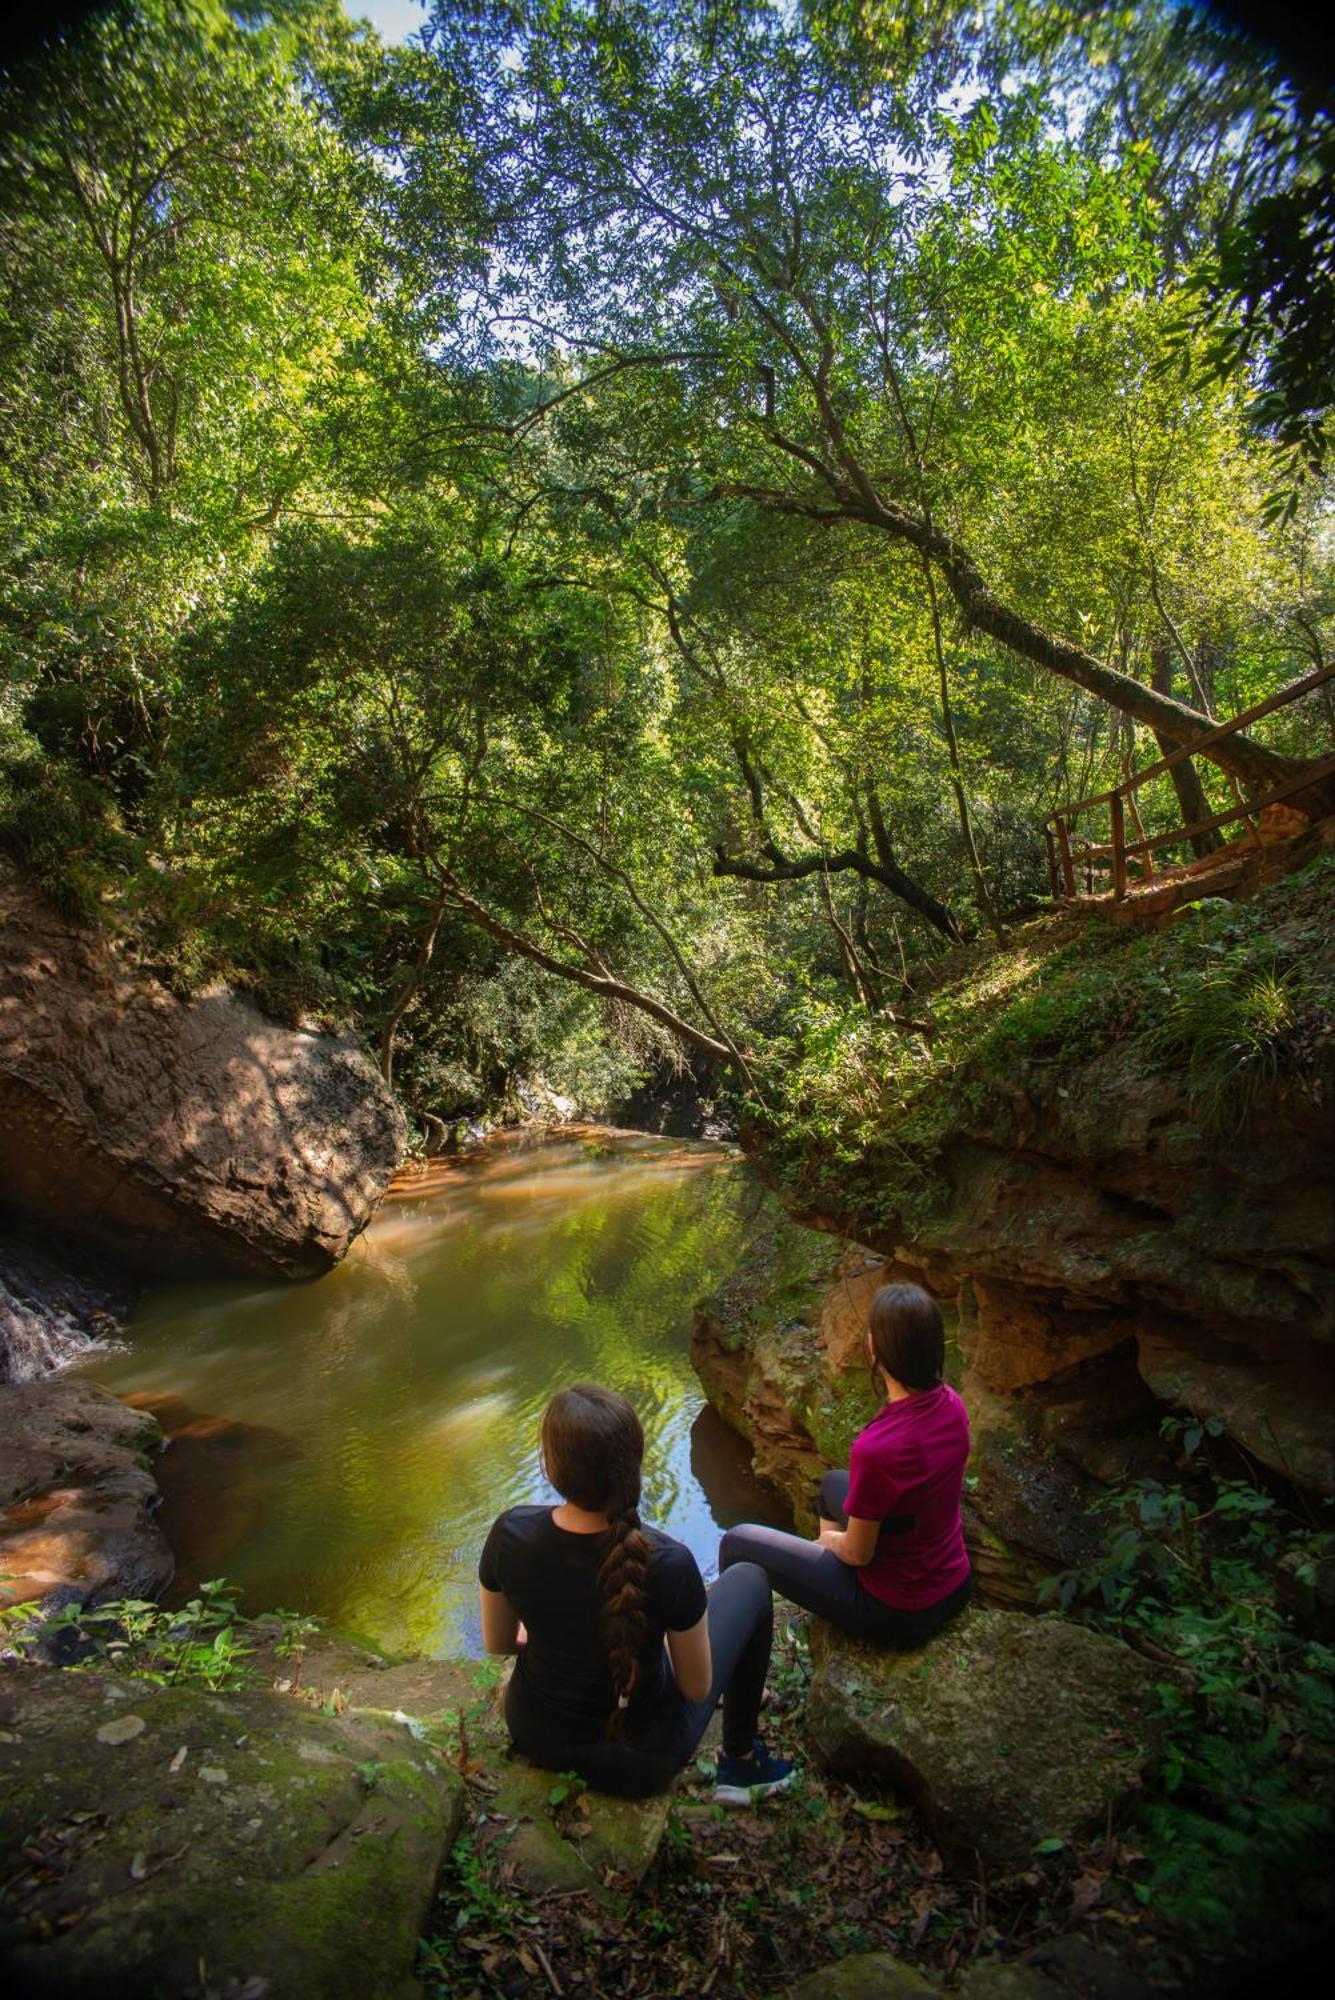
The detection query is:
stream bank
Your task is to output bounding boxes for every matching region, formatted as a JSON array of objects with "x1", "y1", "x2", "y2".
[{"x1": 0, "y1": 863, "x2": 405, "y2": 1381}]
